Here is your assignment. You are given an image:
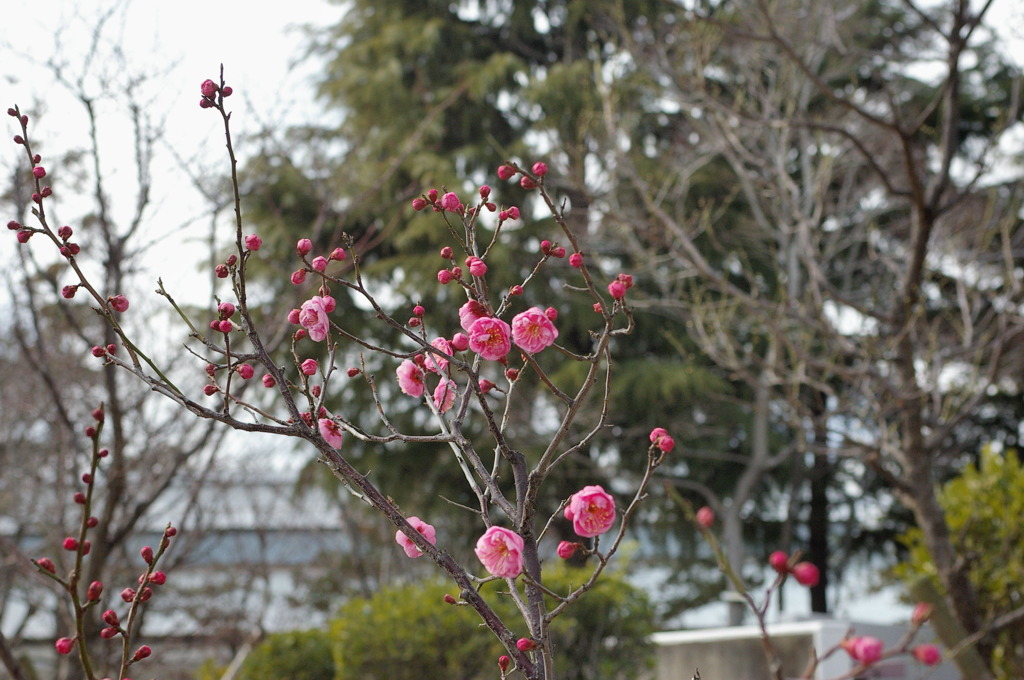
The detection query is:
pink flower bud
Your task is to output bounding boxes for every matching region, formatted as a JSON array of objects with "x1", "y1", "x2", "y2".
[
  {"x1": 149, "y1": 571, "x2": 167, "y2": 585},
  {"x1": 82, "y1": 472, "x2": 93, "y2": 484},
  {"x1": 479, "y1": 379, "x2": 496, "y2": 394},
  {"x1": 330, "y1": 247, "x2": 346, "y2": 260},
  {"x1": 138, "y1": 587, "x2": 152, "y2": 602},
  {"x1": 544, "y1": 307, "x2": 558, "y2": 321},
  {"x1": 109, "y1": 294, "x2": 130, "y2": 313},
  {"x1": 132, "y1": 645, "x2": 152, "y2": 661},
  {"x1": 222, "y1": 85, "x2": 233, "y2": 96},
  {"x1": 657, "y1": 435, "x2": 675, "y2": 452},
  {"x1": 200, "y1": 79, "x2": 218, "y2": 97},
  {"x1": 509, "y1": 285, "x2": 523, "y2": 296},
  {"x1": 218, "y1": 320, "x2": 233, "y2": 333},
  {"x1": 505, "y1": 368, "x2": 519, "y2": 381},
  {"x1": 164, "y1": 526, "x2": 177, "y2": 538},
  {"x1": 792, "y1": 561, "x2": 820, "y2": 587},
  {"x1": 103, "y1": 609, "x2": 120, "y2": 626},
  {"x1": 346, "y1": 367, "x2": 360, "y2": 377},
  {"x1": 516, "y1": 638, "x2": 537, "y2": 652},
  {"x1": 520, "y1": 176, "x2": 537, "y2": 189},
  {"x1": 141, "y1": 546, "x2": 154, "y2": 564},
  {"x1": 498, "y1": 655, "x2": 511, "y2": 672},
  {"x1": 36, "y1": 557, "x2": 56, "y2": 573},
  {"x1": 291, "y1": 269, "x2": 307, "y2": 285},
  {"x1": 696, "y1": 506, "x2": 715, "y2": 528},
  {"x1": 427, "y1": 188, "x2": 438, "y2": 202},
  {"x1": 40, "y1": 186, "x2": 53, "y2": 198},
  {"x1": 237, "y1": 364, "x2": 254, "y2": 380},
  {"x1": 412, "y1": 197, "x2": 428, "y2": 211},
  {"x1": 843, "y1": 635, "x2": 883, "y2": 665},
  {"x1": 73, "y1": 492, "x2": 86, "y2": 504},
  {"x1": 911, "y1": 602, "x2": 933, "y2": 625},
  {"x1": 199, "y1": 97, "x2": 213, "y2": 109},
  {"x1": 16, "y1": 229, "x2": 32, "y2": 243},
  {"x1": 244, "y1": 233, "x2": 262, "y2": 251},
  {"x1": 451, "y1": 332, "x2": 469, "y2": 351},
  {"x1": 32, "y1": 166, "x2": 46, "y2": 179},
  {"x1": 506, "y1": 206, "x2": 520, "y2": 220},
  {"x1": 101, "y1": 626, "x2": 119, "y2": 639},
  {"x1": 769, "y1": 550, "x2": 790, "y2": 573},
  {"x1": 497, "y1": 165, "x2": 516, "y2": 181},
  {"x1": 87, "y1": 581, "x2": 103, "y2": 601},
  {"x1": 262, "y1": 374, "x2": 276, "y2": 388},
  {"x1": 218, "y1": 302, "x2": 236, "y2": 318},
  {"x1": 294, "y1": 329, "x2": 308, "y2": 341},
  {"x1": 57, "y1": 225, "x2": 72, "y2": 239},
  {"x1": 451, "y1": 266, "x2": 462, "y2": 278},
  {"x1": 106, "y1": 343, "x2": 117, "y2": 355},
  {"x1": 81, "y1": 541, "x2": 91, "y2": 555},
  {"x1": 608, "y1": 280, "x2": 627, "y2": 300},
  {"x1": 441, "y1": 192, "x2": 460, "y2": 212},
  {"x1": 531, "y1": 161, "x2": 547, "y2": 177},
  {"x1": 120, "y1": 588, "x2": 136, "y2": 602},
  {"x1": 296, "y1": 238, "x2": 313, "y2": 256},
  {"x1": 569, "y1": 252, "x2": 583, "y2": 267},
  {"x1": 556, "y1": 541, "x2": 577, "y2": 559},
  {"x1": 87, "y1": 516, "x2": 98, "y2": 527},
  {"x1": 443, "y1": 593, "x2": 457, "y2": 604},
  {"x1": 912, "y1": 643, "x2": 941, "y2": 666},
  {"x1": 55, "y1": 637, "x2": 75, "y2": 655},
  {"x1": 300, "y1": 358, "x2": 318, "y2": 376},
  {"x1": 311, "y1": 256, "x2": 328, "y2": 272},
  {"x1": 479, "y1": 184, "x2": 491, "y2": 199},
  {"x1": 466, "y1": 256, "x2": 487, "y2": 277},
  {"x1": 437, "y1": 269, "x2": 453, "y2": 284},
  {"x1": 540, "y1": 240, "x2": 551, "y2": 254},
  {"x1": 203, "y1": 384, "x2": 218, "y2": 398},
  {"x1": 63, "y1": 537, "x2": 79, "y2": 551}
]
